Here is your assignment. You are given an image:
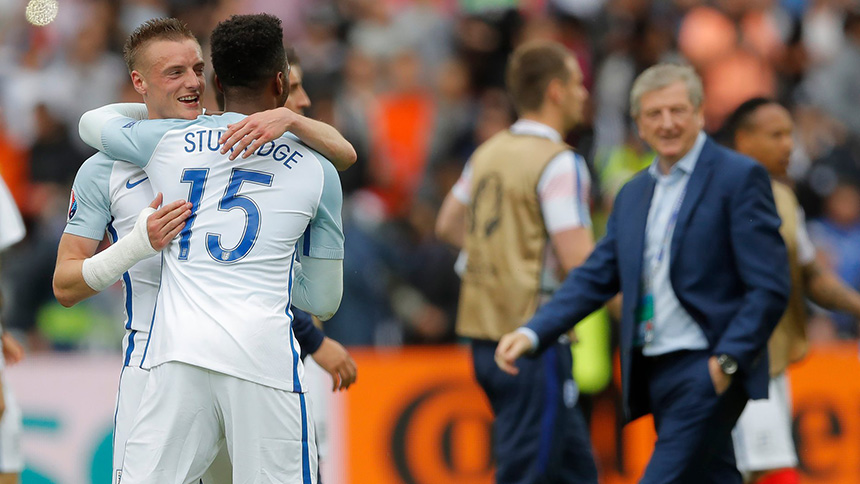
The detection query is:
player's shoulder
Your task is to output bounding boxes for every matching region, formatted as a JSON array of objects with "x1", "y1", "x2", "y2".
[
  {"x1": 137, "y1": 115, "x2": 206, "y2": 130},
  {"x1": 546, "y1": 149, "x2": 585, "y2": 170},
  {"x1": 75, "y1": 152, "x2": 117, "y2": 183},
  {"x1": 283, "y1": 132, "x2": 335, "y2": 177}
]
